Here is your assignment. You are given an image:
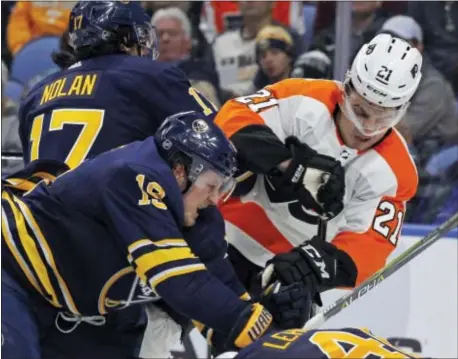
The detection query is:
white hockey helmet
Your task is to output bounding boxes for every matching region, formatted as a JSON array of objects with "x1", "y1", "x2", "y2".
[{"x1": 342, "y1": 34, "x2": 423, "y2": 137}]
